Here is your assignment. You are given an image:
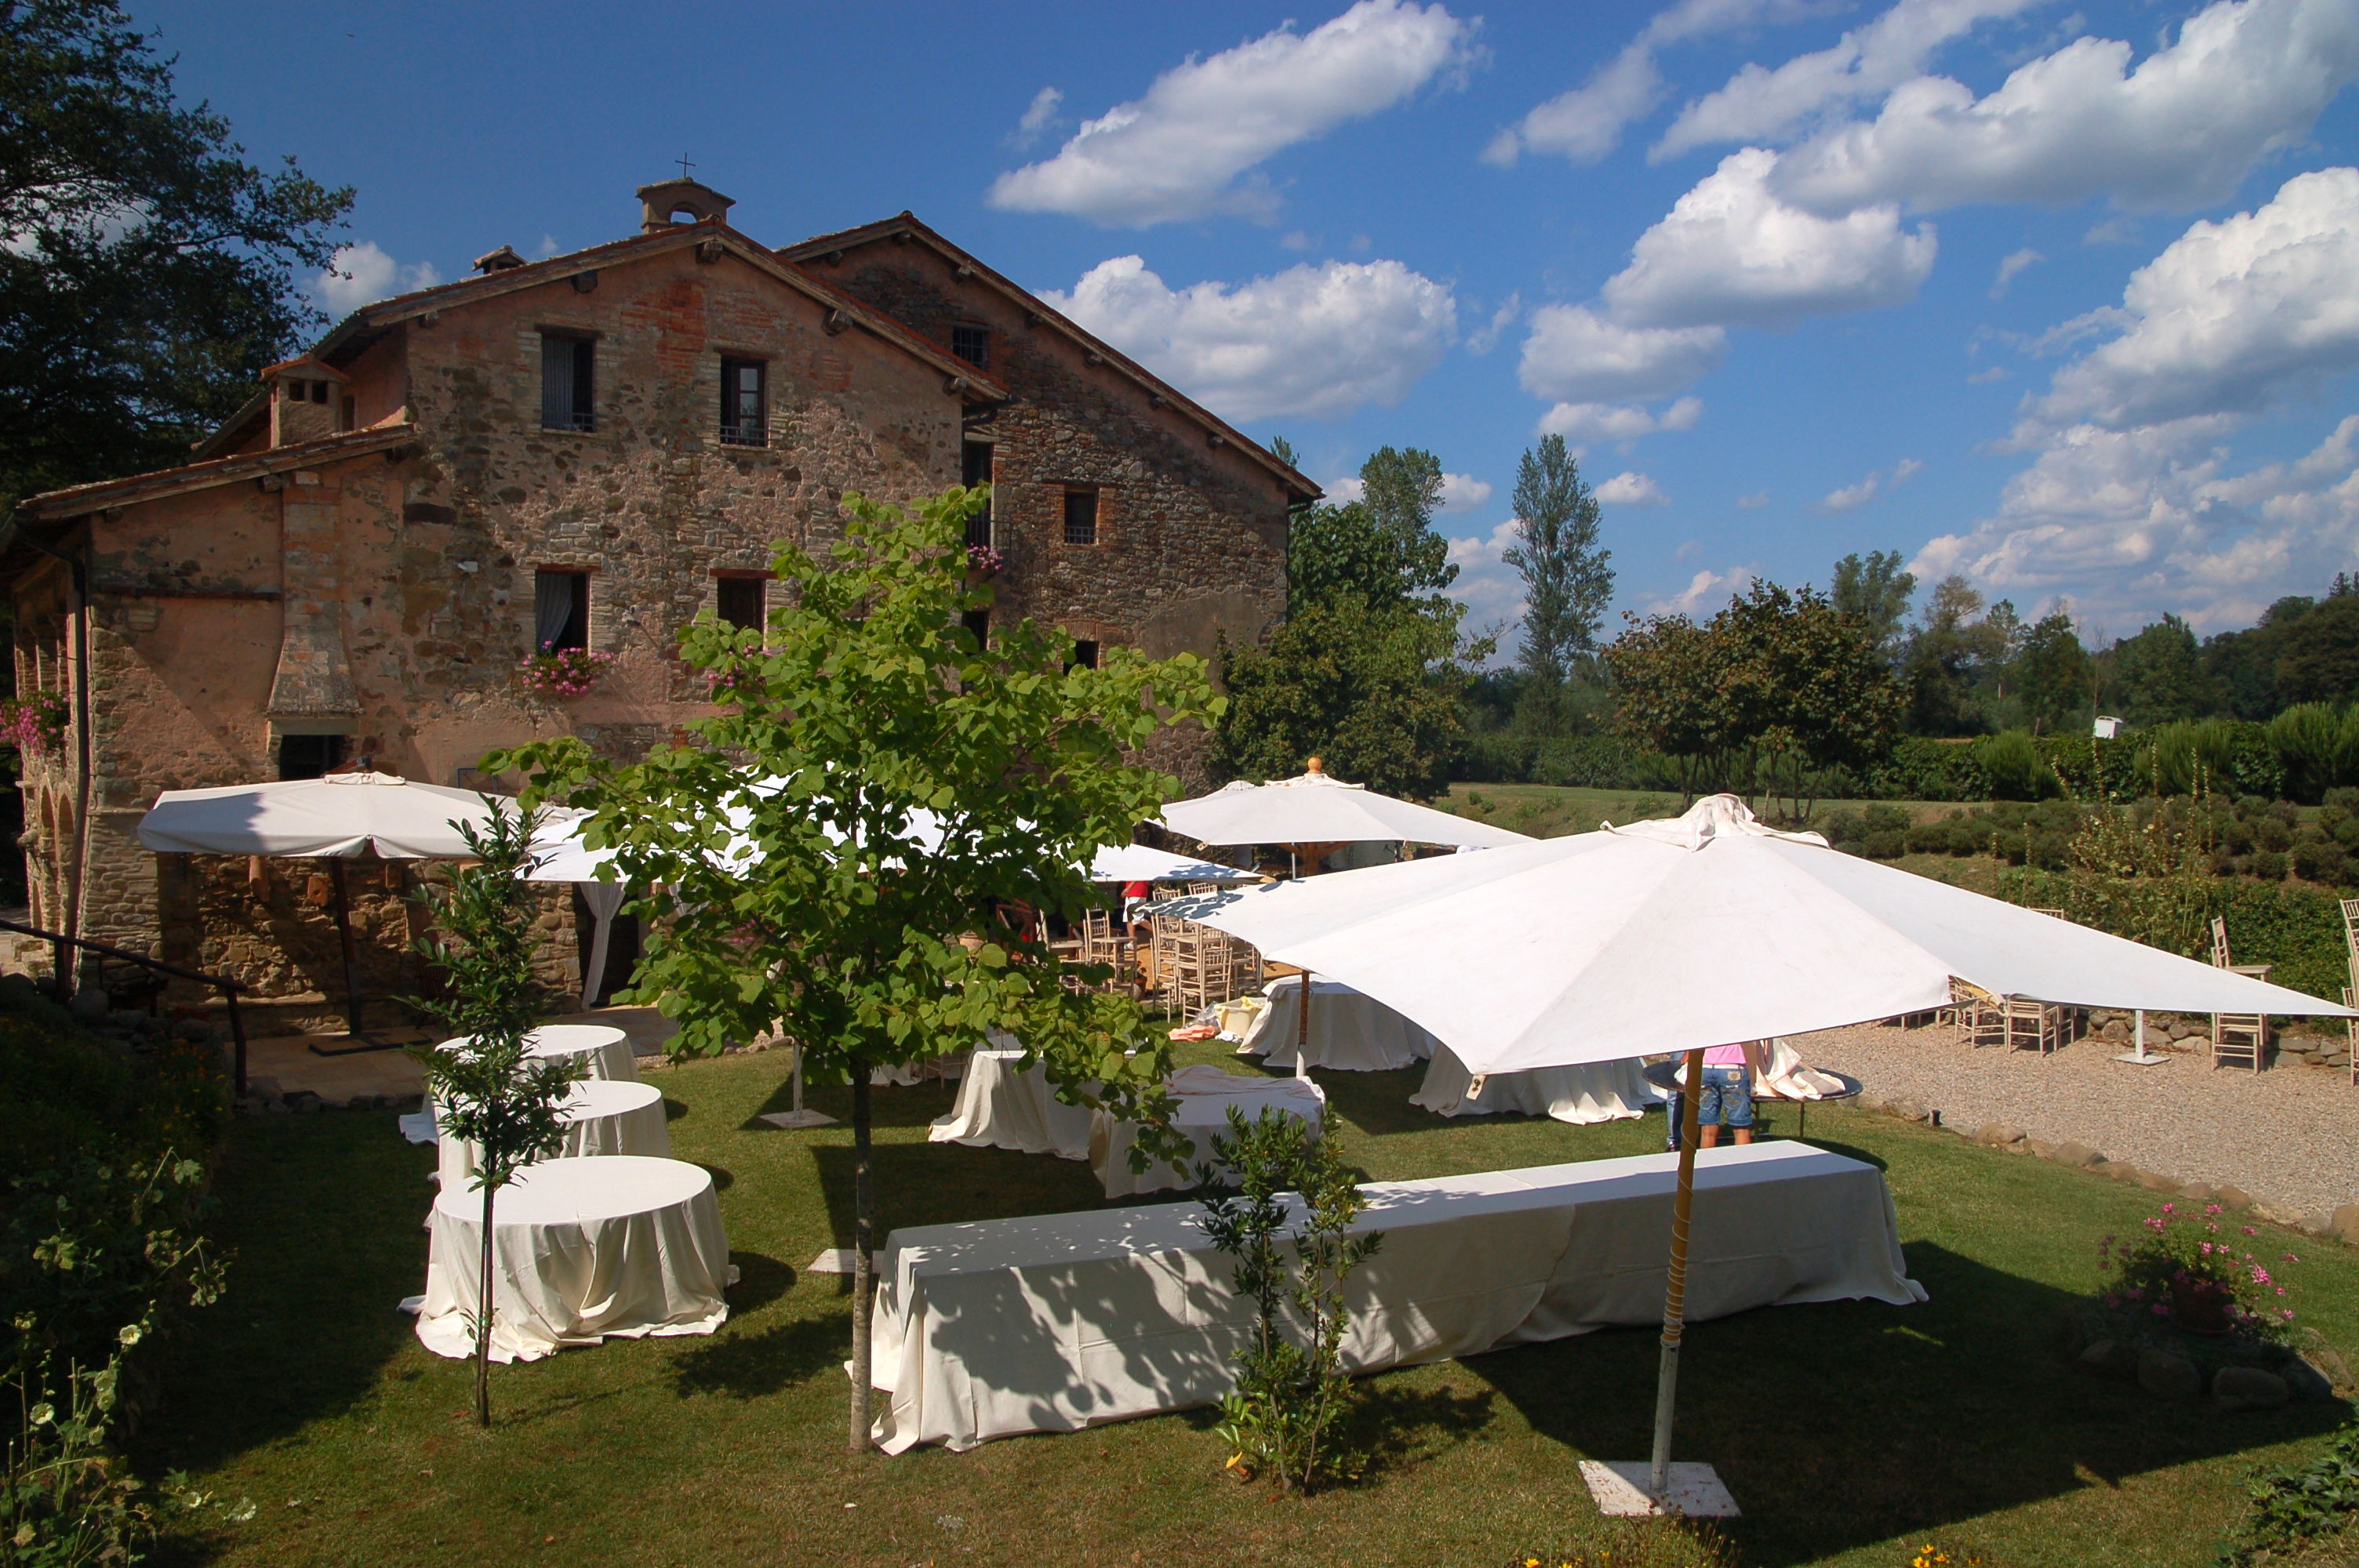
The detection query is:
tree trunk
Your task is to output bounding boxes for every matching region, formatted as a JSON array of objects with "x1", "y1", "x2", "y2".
[
  {"x1": 847, "y1": 1069, "x2": 875, "y2": 1454},
  {"x1": 476, "y1": 1179, "x2": 496, "y2": 1428}
]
